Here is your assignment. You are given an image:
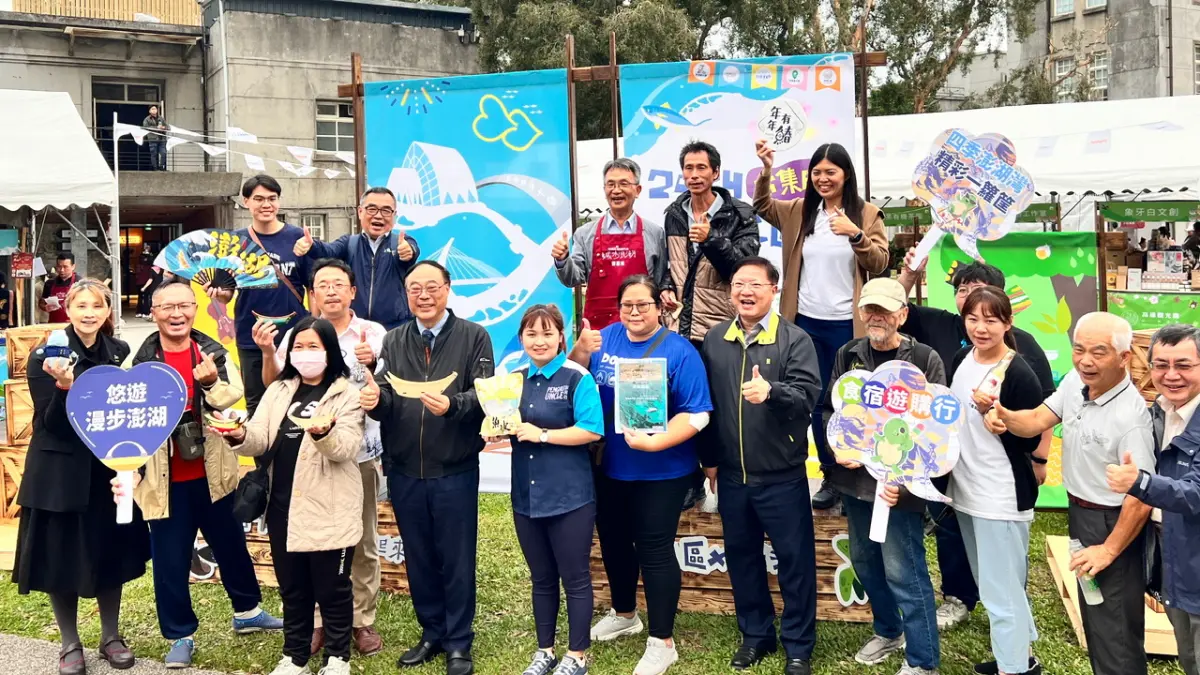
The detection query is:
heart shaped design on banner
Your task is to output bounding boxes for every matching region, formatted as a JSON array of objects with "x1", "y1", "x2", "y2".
[{"x1": 67, "y1": 362, "x2": 188, "y2": 472}]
